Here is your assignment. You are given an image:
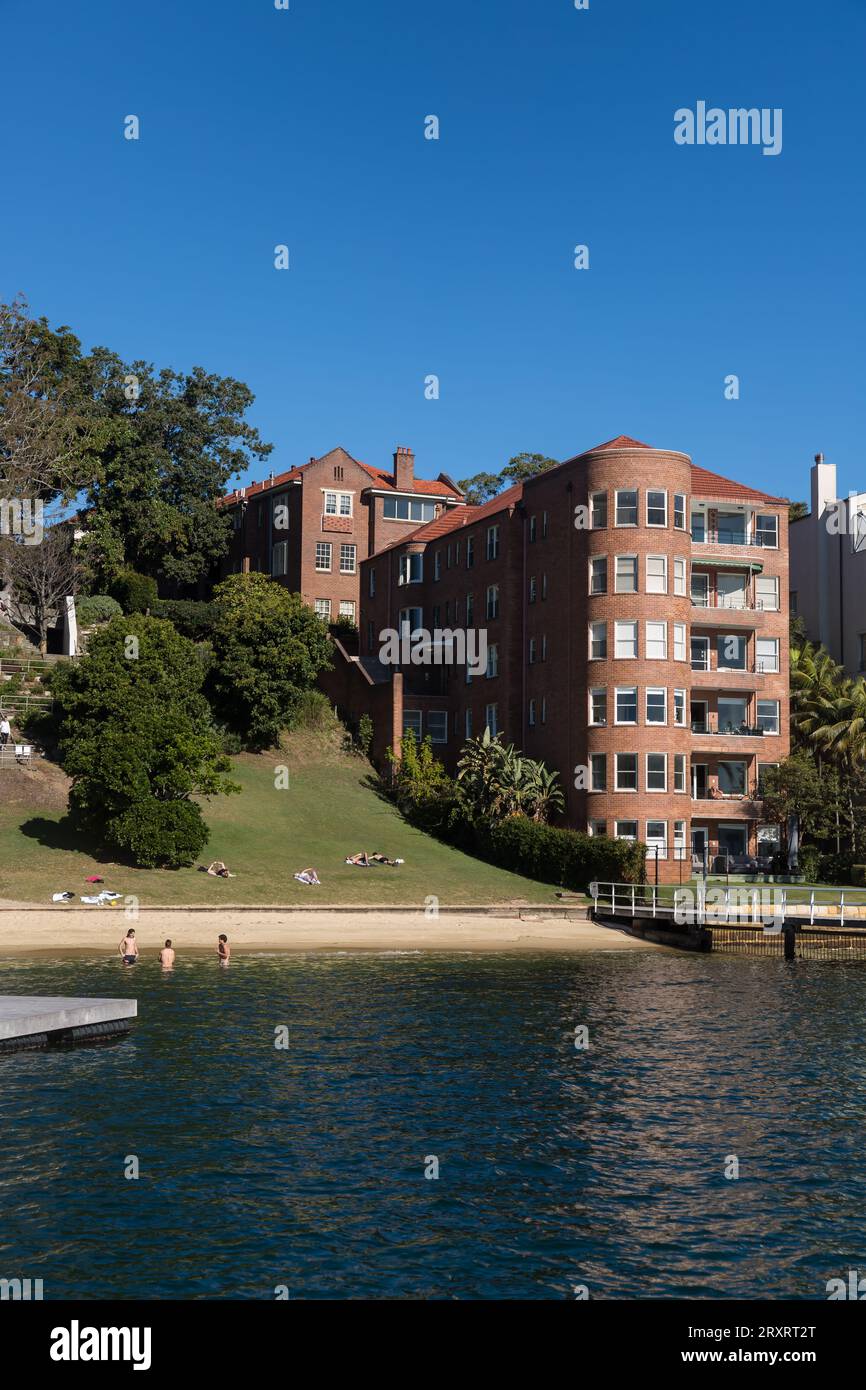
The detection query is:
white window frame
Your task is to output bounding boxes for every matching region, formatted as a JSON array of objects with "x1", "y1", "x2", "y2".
[
  {"x1": 589, "y1": 621, "x2": 607, "y2": 660},
  {"x1": 645, "y1": 687, "x2": 667, "y2": 724},
  {"x1": 615, "y1": 752, "x2": 638, "y2": 791},
  {"x1": 324, "y1": 490, "x2": 353, "y2": 517},
  {"x1": 315, "y1": 541, "x2": 332, "y2": 572},
  {"x1": 646, "y1": 754, "x2": 667, "y2": 792},
  {"x1": 756, "y1": 638, "x2": 779, "y2": 673},
  {"x1": 646, "y1": 621, "x2": 667, "y2": 660},
  {"x1": 590, "y1": 556, "x2": 608, "y2": 594},
  {"x1": 673, "y1": 689, "x2": 686, "y2": 726},
  {"x1": 615, "y1": 489, "x2": 638, "y2": 527},
  {"x1": 615, "y1": 555, "x2": 638, "y2": 593},
  {"x1": 590, "y1": 753, "x2": 606, "y2": 791},
  {"x1": 646, "y1": 490, "x2": 667, "y2": 527},
  {"x1": 315, "y1": 598, "x2": 331, "y2": 620},
  {"x1": 673, "y1": 494, "x2": 687, "y2": 530},
  {"x1": 757, "y1": 699, "x2": 780, "y2": 735},
  {"x1": 484, "y1": 702, "x2": 499, "y2": 736},
  {"x1": 673, "y1": 753, "x2": 687, "y2": 793},
  {"x1": 486, "y1": 525, "x2": 500, "y2": 560},
  {"x1": 756, "y1": 575, "x2": 780, "y2": 611},
  {"x1": 645, "y1": 820, "x2": 668, "y2": 859},
  {"x1": 616, "y1": 821, "x2": 638, "y2": 841},
  {"x1": 590, "y1": 492, "x2": 608, "y2": 528},
  {"x1": 674, "y1": 623, "x2": 687, "y2": 662},
  {"x1": 487, "y1": 644, "x2": 499, "y2": 678},
  {"x1": 589, "y1": 687, "x2": 607, "y2": 726},
  {"x1": 403, "y1": 710, "x2": 423, "y2": 739},
  {"x1": 614, "y1": 620, "x2": 638, "y2": 659},
  {"x1": 340, "y1": 543, "x2": 358, "y2": 575},
  {"x1": 339, "y1": 600, "x2": 356, "y2": 621},
  {"x1": 673, "y1": 557, "x2": 687, "y2": 596},
  {"x1": 614, "y1": 687, "x2": 637, "y2": 725},
  {"x1": 646, "y1": 554, "x2": 668, "y2": 594},
  {"x1": 426, "y1": 710, "x2": 448, "y2": 744}
]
